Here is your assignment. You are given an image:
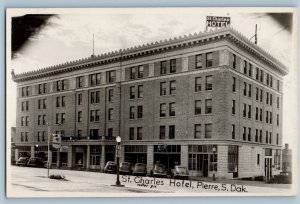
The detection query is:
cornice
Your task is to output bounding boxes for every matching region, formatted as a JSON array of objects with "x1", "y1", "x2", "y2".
[{"x1": 12, "y1": 27, "x2": 288, "y2": 83}]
